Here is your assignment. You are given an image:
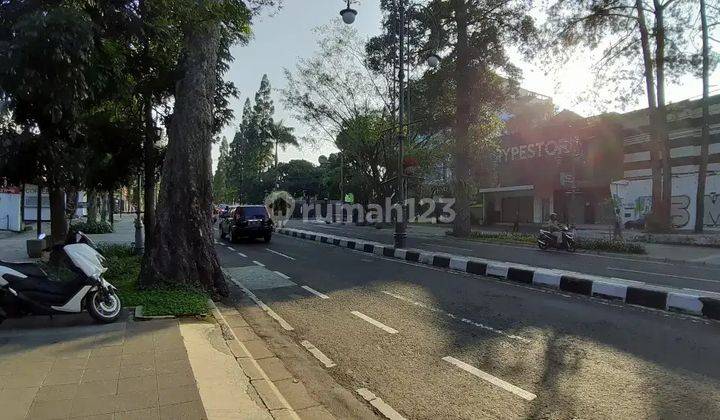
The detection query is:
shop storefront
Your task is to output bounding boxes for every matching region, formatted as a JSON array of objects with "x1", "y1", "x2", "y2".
[{"x1": 480, "y1": 114, "x2": 623, "y2": 225}]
